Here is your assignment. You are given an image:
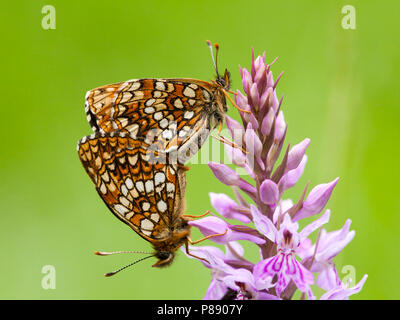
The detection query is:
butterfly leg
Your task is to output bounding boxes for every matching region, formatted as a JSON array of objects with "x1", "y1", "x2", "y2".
[
  {"x1": 223, "y1": 90, "x2": 251, "y2": 114},
  {"x1": 184, "y1": 241, "x2": 210, "y2": 264},
  {"x1": 178, "y1": 164, "x2": 190, "y2": 171},
  {"x1": 218, "y1": 121, "x2": 223, "y2": 135},
  {"x1": 182, "y1": 210, "x2": 211, "y2": 219},
  {"x1": 187, "y1": 228, "x2": 228, "y2": 245},
  {"x1": 212, "y1": 134, "x2": 248, "y2": 154}
]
